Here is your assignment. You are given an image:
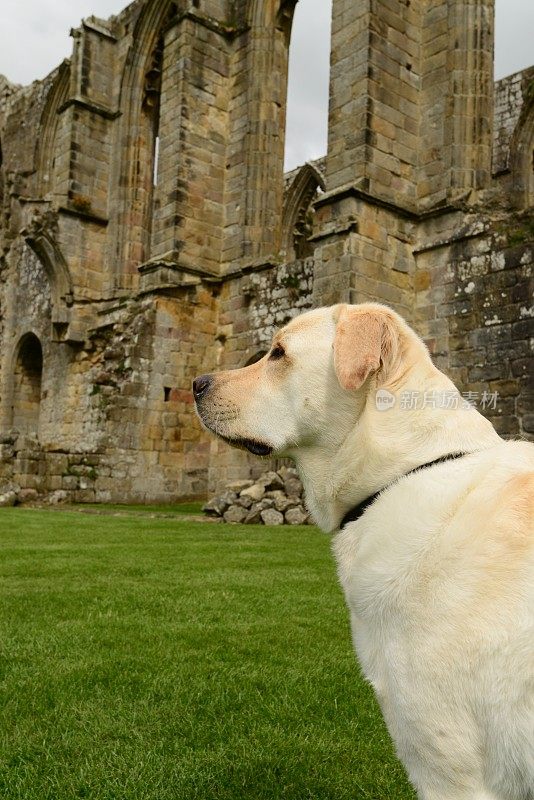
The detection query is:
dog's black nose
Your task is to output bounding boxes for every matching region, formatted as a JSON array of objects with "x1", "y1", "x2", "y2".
[{"x1": 193, "y1": 374, "x2": 212, "y2": 400}]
